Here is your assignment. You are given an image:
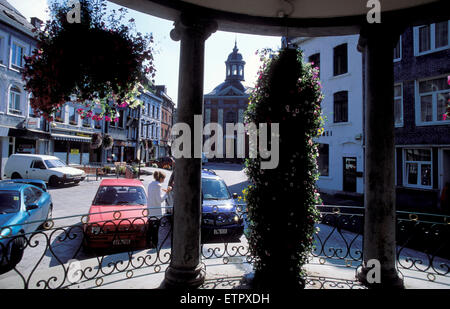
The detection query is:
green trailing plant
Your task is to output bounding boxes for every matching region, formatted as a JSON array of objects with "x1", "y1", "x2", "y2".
[
  {"x1": 243, "y1": 48, "x2": 324, "y2": 290},
  {"x1": 23, "y1": 0, "x2": 155, "y2": 121}
]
